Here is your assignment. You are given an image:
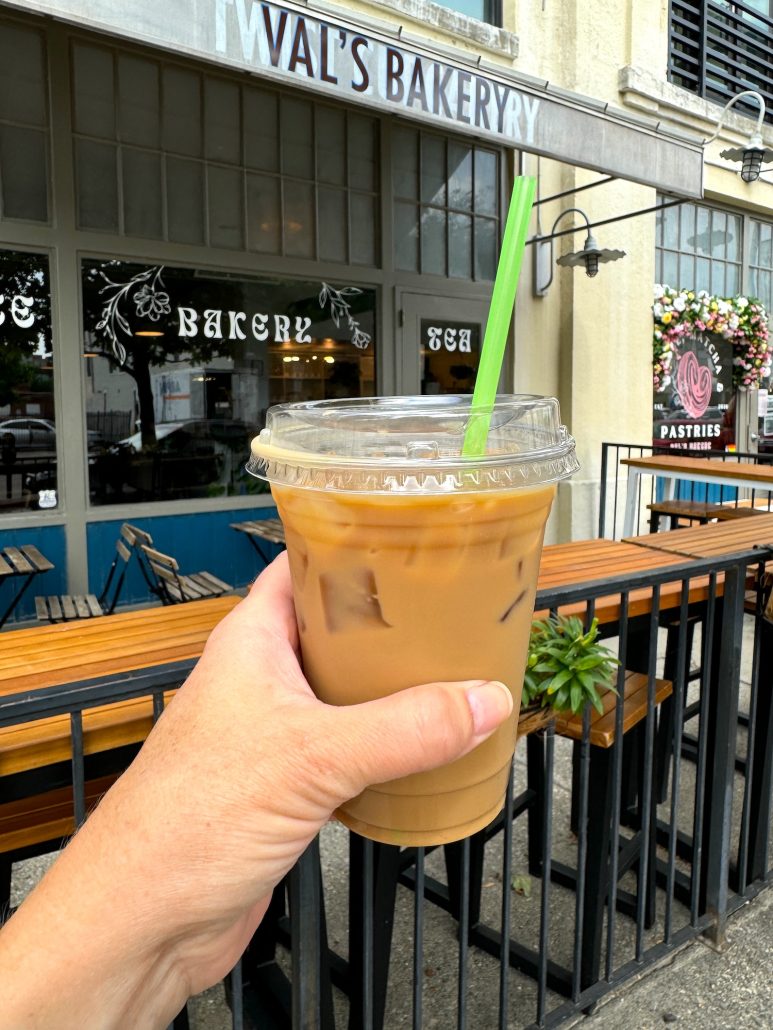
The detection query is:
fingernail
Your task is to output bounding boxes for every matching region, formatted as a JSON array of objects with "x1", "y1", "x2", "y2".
[{"x1": 465, "y1": 680, "x2": 513, "y2": 737}]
